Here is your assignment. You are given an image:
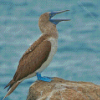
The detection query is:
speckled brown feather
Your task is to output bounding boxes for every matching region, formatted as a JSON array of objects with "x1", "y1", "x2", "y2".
[
  {"x1": 19, "y1": 34, "x2": 51, "y2": 64},
  {"x1": 13, "y1": 34, "x2": 51, "y2": 81},
  {"x1": 4, "y1": 34, "x2": 51, "y2": 97}
]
